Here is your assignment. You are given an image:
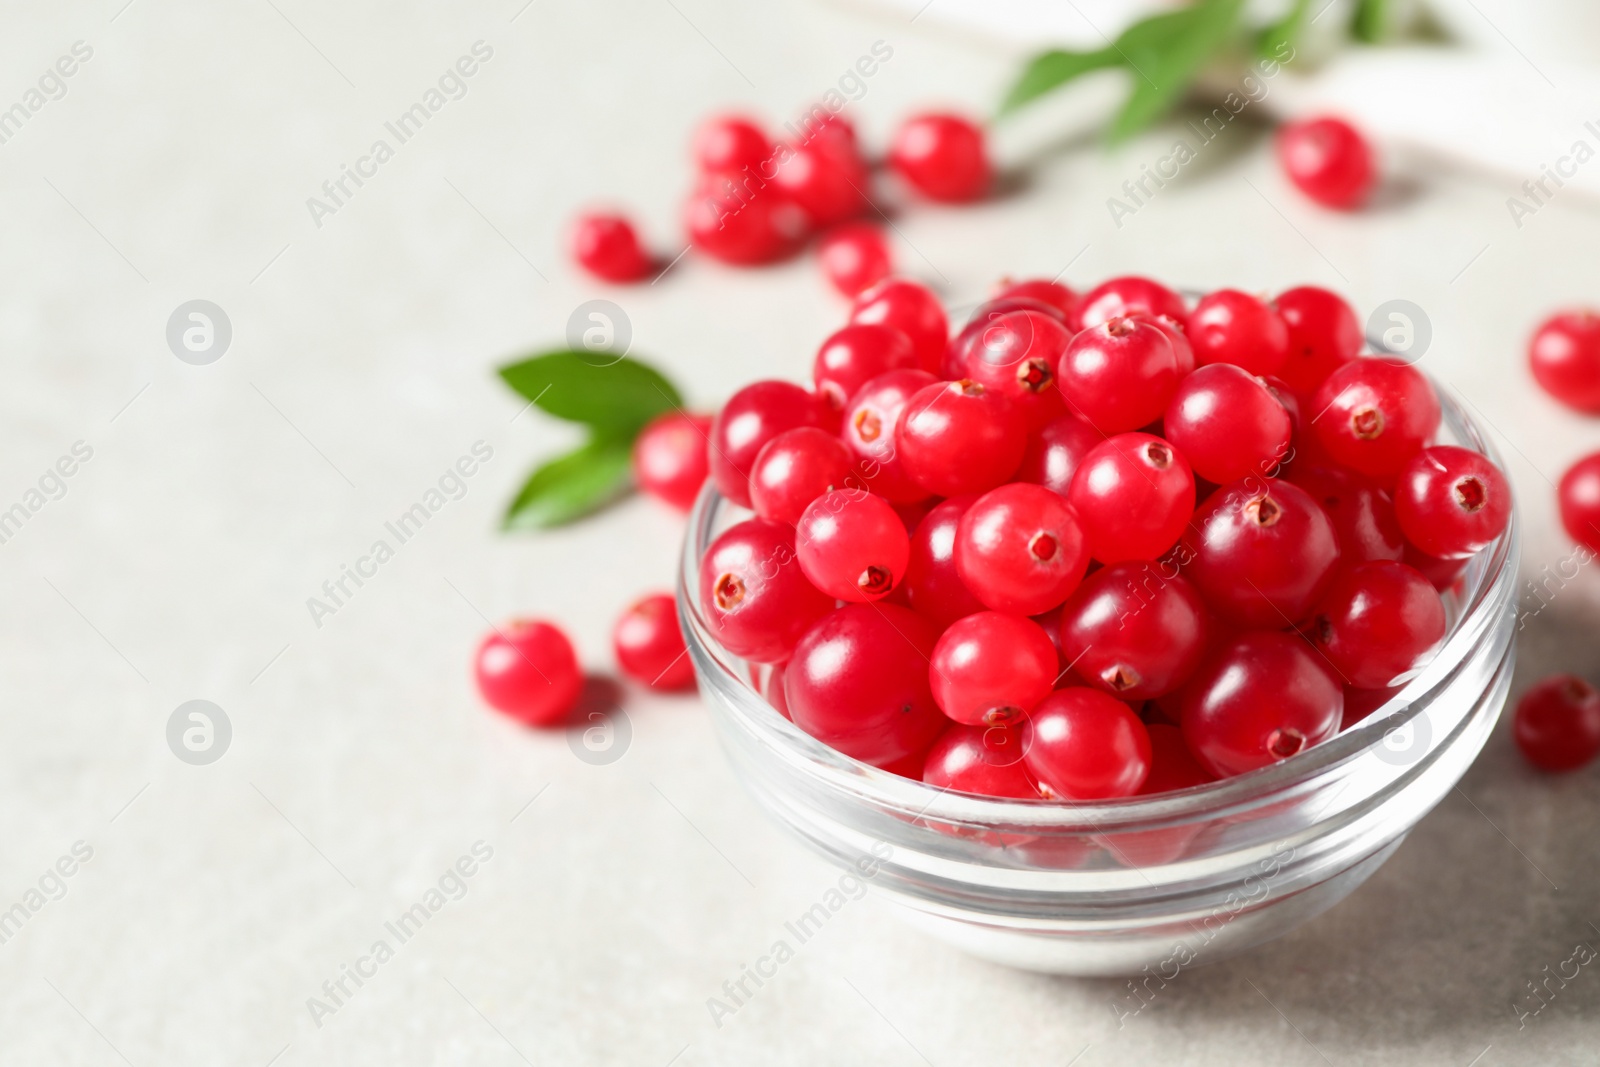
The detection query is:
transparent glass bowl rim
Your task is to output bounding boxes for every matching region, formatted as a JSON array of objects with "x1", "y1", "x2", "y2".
[{"x1": 677, "y1": 372, "x2": 1519, "y2": 836}]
